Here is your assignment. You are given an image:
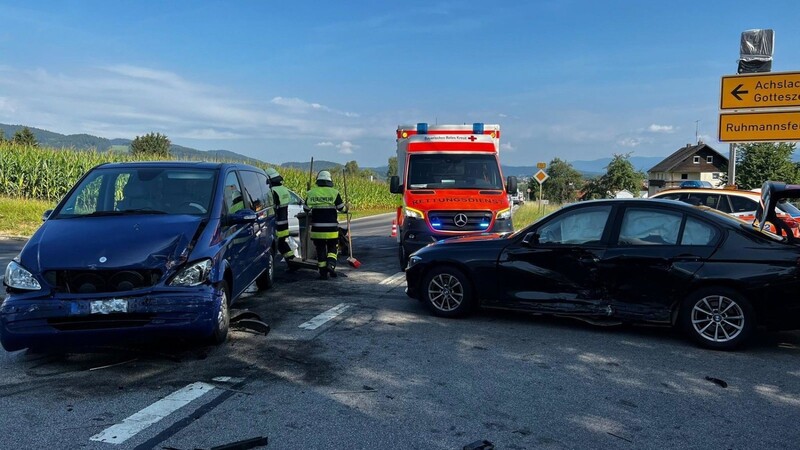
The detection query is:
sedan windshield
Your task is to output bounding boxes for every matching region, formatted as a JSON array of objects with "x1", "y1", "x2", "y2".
[
  {"x1": 55, "y1": 167, "x2": 217, "y2": 218},
  {"x1": 407, "y1": 153, "x2": 502, "y2": 189}
]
